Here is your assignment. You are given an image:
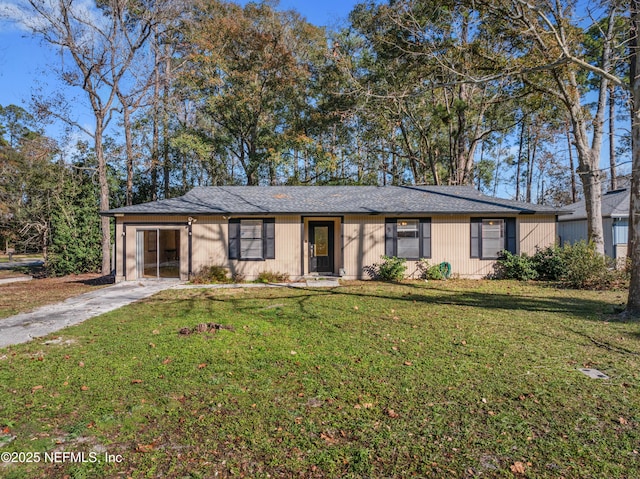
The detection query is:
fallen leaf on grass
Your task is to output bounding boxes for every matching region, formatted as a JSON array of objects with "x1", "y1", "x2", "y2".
[
  {"x1": 31, "y1": 385, "x2": 43, "y2": 393},
  {"x1": 197, "y1": 363, "x2": 207, "y2": 369},
  {"x1": 320, "y1": 432, "x2": 336, "y2": 444},
  {"x1": 619, "y1": 416, "x2": 628, "y2": 425},
  {"x1": 136, "y1": 444, "x2": 155, "y2": 453},
  {"x1": 403, "y1": 361, "x2": 413, "y2": 366},
  {"x1": 162, "y1": 358, "x2": 172, "y2": 365},
  {"x1": 80, "y1": 385, "x2": 89, "y2": 391},
  {"x1": 131, "y1": 379, "x2": 143, "y2": 384},
  {"x1": 510, "y1": 462, "x2": 526, "y2": 474},
  {"x1": 386, "y1": 409, "x2": 399, "y2": 418}
]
